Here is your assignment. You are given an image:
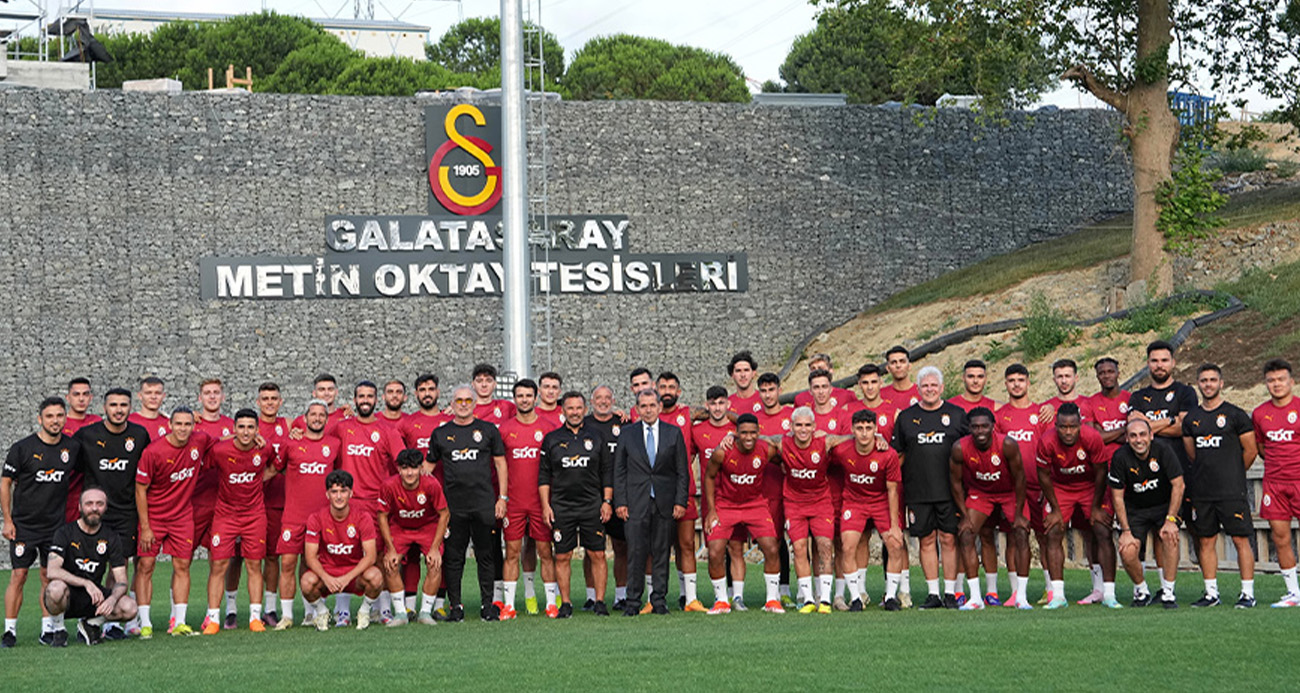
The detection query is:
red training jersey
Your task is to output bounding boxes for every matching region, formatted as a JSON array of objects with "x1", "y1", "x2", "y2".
[
  {"x1": 1036, "y1": 425, "x2": 1108, "y2": 492},
  {"x1": 995, "y1": 402, "x2": 1043, "y2": 490},
  {"x1": 305, "y1": 506, "x2": 375, "y2": 577},
  {"x1": 399, "y1": 410, "x2": 452, "y2": 453},
  {"x1": 794, "y1": 386, "x2": 857, "y2": 410},
  {"x1": 829, "y1": 440, "x2": 900, "y2": 504},
  {"x1": 258, "y1": 417, "x2": 289, "y2": 510},
  {"x1": 129, "y1": 412, "x2": 171, "y2": 441},
  {"x1": 880, "y1": 383, "x2": 920, "y2": 412},
  {"x1": 958, "y1": 435, "x2": 1014, "y2": 495},
  {"x1": 334, "y1": 418, "x2": 404, "y2": 501},
  {"x1": 205, "y1": 438, "x2": 271, "y2": 516},
  {"x1": 1253, "y1": 398, "x2": 1300, "y2": 482},
  {"x1": 1088, "y1": 391, "x2": 1131, "y2": 452},
  {"x1": 1043, "y1": 395, "x2": 1093, "y2": 423},
  {"x1": 947, "y1": 395, "x2": 997, "y2": 414},
  {"x1": 277, "y1": 435, "x2": 341, "y2": 527},
  {"x1": 62, "y1": 413, "x2": 102, "y2": 437},
  {"x1": 291, "y1": 408, "x2": 349, "y2": 439},
  {"x1": 378, "y1": 474, "x2": 447, "y2": 532},
  {"x1": 780, "y1": 436, "x2": 831, "y2": 505},
  {"x1": 728, "y1": 391, "x2": 764, "y2": 416},
  {"x1": 135, "y1": 432, "x2": 212, "y2": 526},
  {"x1": 714, "y1": 440, "x2": 771, "y2": 507},
  {"x1": 499, "y1": 416, "x2": 553, "y2": 510},
  {"x1": 474, "y1": 399, "x2": 516, "y2": 426}
]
